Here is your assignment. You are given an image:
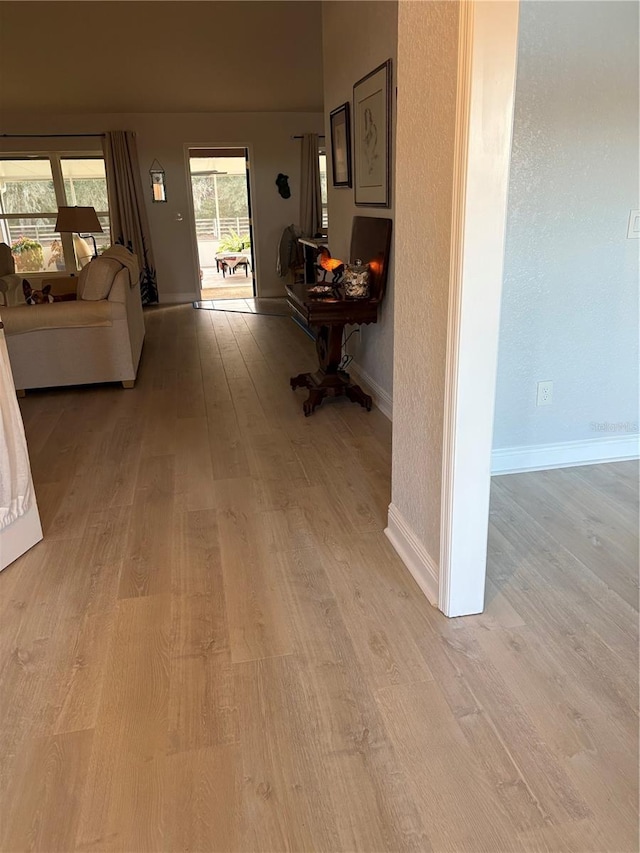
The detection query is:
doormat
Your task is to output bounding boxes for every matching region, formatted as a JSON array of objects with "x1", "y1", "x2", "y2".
[{"x1": 192, "y1": 298, "x2": 290, "y2": 317}]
